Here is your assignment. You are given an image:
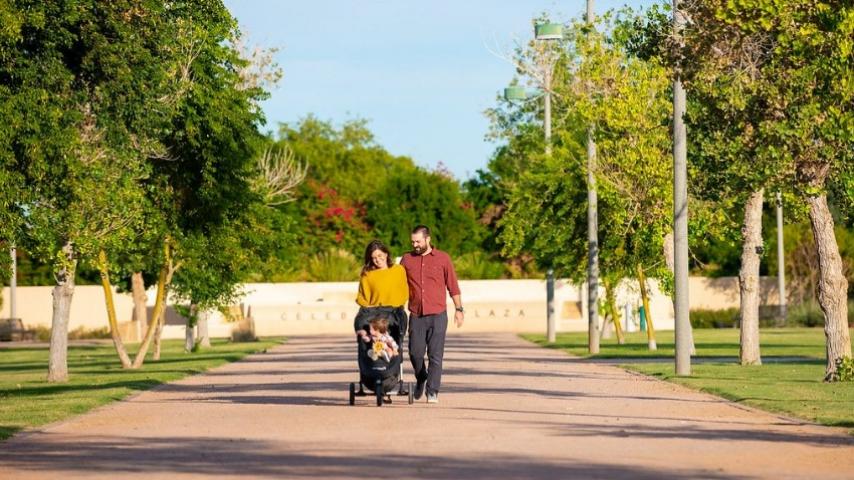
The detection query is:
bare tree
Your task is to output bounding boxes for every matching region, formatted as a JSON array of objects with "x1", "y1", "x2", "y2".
[{"x1": 255, "y1": 147, "x2": 308, "y2": 206}]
